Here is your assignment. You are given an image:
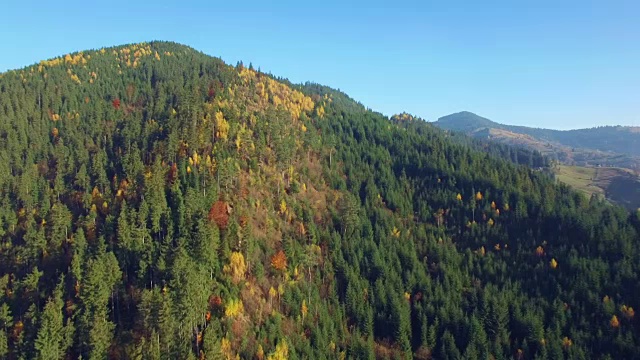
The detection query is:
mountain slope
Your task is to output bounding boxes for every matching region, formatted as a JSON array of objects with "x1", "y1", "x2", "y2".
[
  {"x1": 555, "y1": 165, "x2": 640, "y2": 210},
  {"x1": 0, "y1": 42, "x2": 639, "y2": 359},
  {"x1": 435, "y1": 111, "x2": 640, "y2": 164},
  {"x1": 437, "y1": 111, "x2": 640, "y2": 155}
]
